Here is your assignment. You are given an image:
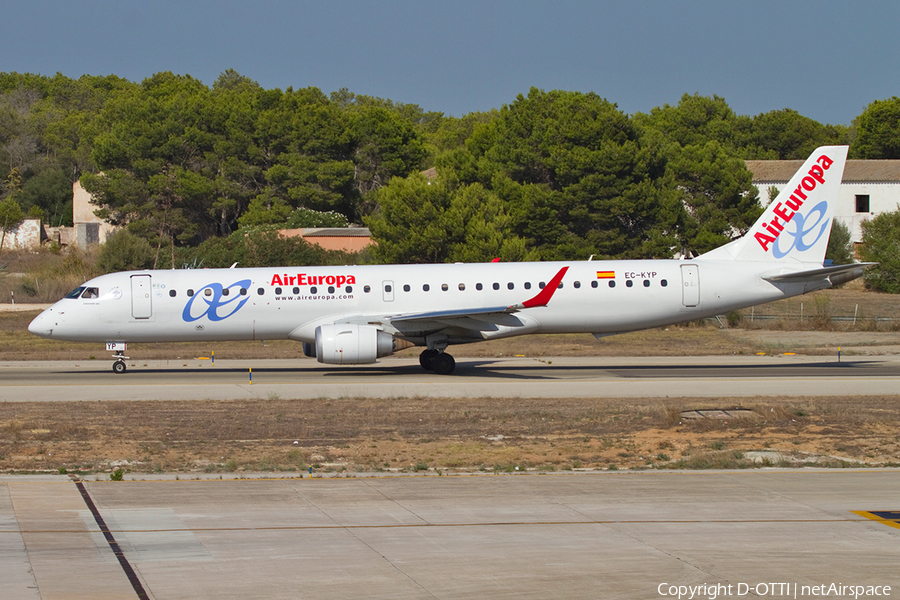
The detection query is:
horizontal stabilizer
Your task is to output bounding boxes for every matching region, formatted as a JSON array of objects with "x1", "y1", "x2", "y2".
[{"x1": 762, "y1": 262, "x2": 876, "y2": 285}]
